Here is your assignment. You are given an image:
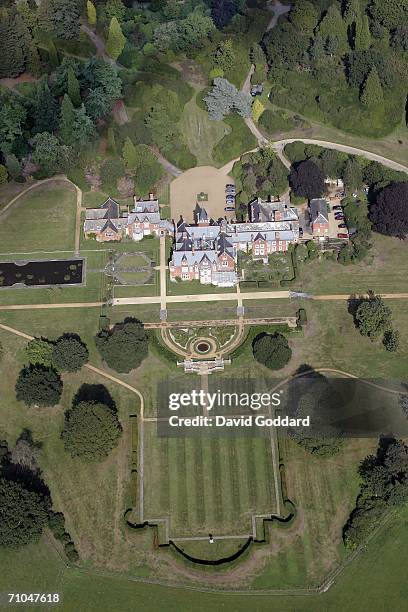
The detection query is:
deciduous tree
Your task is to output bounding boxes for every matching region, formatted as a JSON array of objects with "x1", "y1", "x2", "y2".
[
  {"x1": 355, "y1": 295, "x2": 392, "y2": 340},
  {"x1": 369, "y1": 182, "x2": 408, "y2": 238},
  {"x1": 289, "y1": 160, "x2": 325, "y2": 200},
  {"x1": 52, "y1": 334, "x2": 89, "y2": 372}
]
